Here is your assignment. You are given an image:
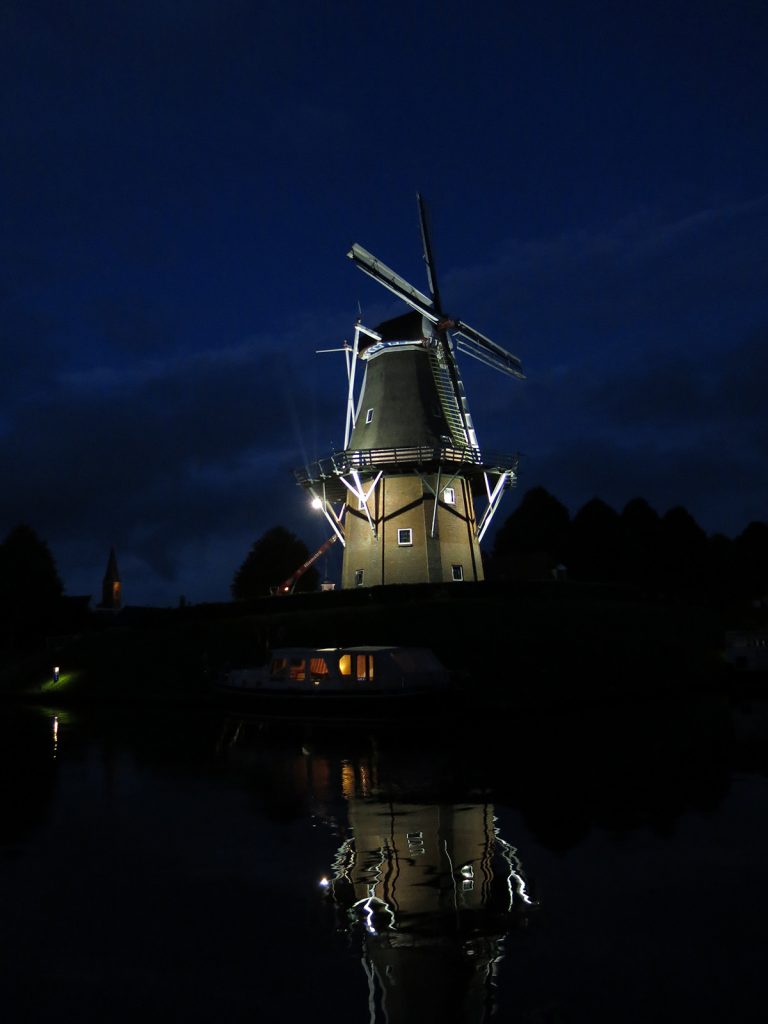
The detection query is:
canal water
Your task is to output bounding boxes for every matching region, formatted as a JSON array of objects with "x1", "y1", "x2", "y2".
[{"x1": 0, "y1": 692, "x2": 766, "y2": 1023}]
